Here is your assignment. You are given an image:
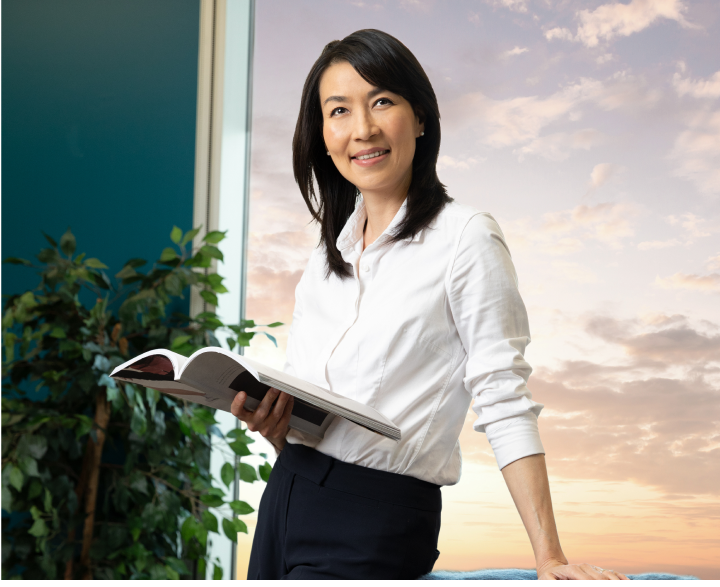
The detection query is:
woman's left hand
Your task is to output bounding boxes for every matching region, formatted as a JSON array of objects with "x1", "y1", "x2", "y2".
[{"x1": 537, "y1": 560, "x2": 629, "y2": 580}]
